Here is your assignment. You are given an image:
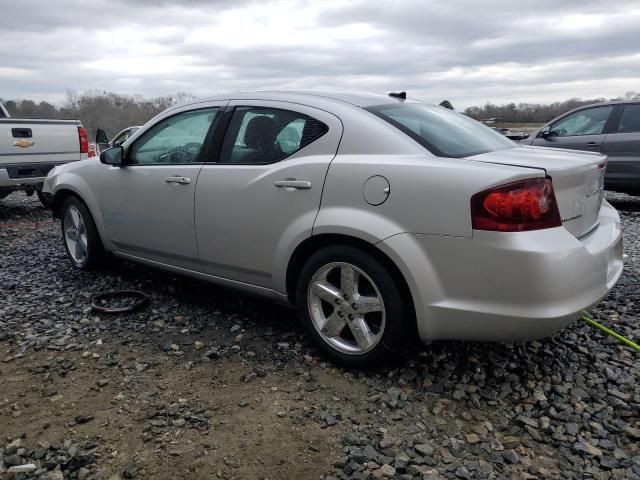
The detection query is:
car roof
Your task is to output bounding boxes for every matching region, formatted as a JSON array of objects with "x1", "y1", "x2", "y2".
[
  {"x1": 181, "y1": 90, "x2": 423, "y2": 110},
  {"x1": 571, "y1": 99, "x2": 640, "y2": 108}
]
